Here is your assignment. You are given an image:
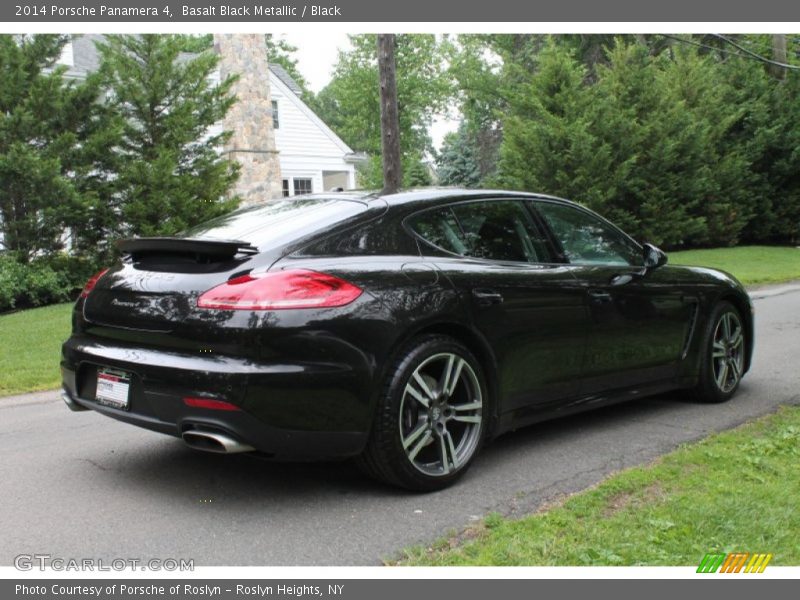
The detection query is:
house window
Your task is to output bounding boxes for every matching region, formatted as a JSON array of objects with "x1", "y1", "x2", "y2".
[
  {"x1": 282, "y1": 179, "x2": 290, "y2": 197},
  {"x1": 293, "y1": 178, "x2": 313, "y2": 195},
  {"x1": 272, "y1": 100, "x2": 279, "y2": 129}
]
